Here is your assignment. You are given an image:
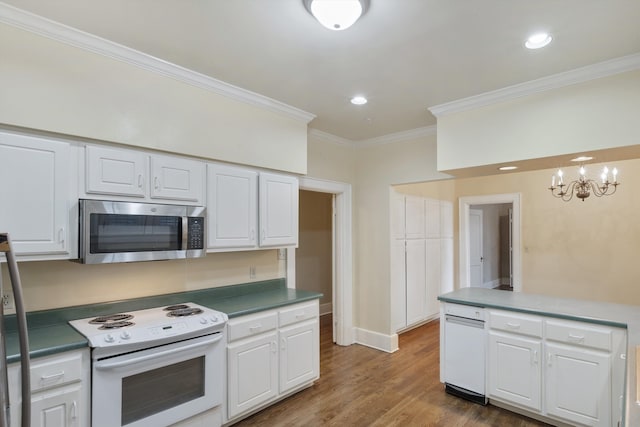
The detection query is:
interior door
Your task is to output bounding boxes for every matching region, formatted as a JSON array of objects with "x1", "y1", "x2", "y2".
[{"x1": 469, "y1": 209, "x2": 483, "y2": 287}]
